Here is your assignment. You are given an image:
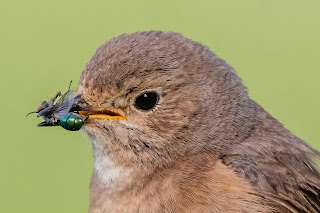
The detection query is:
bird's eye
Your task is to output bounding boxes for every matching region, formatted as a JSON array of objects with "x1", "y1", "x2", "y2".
[{"x1": 135, "y1": 92, "x2": 159, "y2": 111}]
